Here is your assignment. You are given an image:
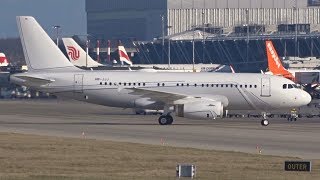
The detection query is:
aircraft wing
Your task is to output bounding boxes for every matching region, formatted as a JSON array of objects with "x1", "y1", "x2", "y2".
[
  {"x1": 126, "y1": 87, "x2": 228, "y2": 105},
  {"x1": 127, "y1": 87, "x2": 187, "y2": 104}
]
